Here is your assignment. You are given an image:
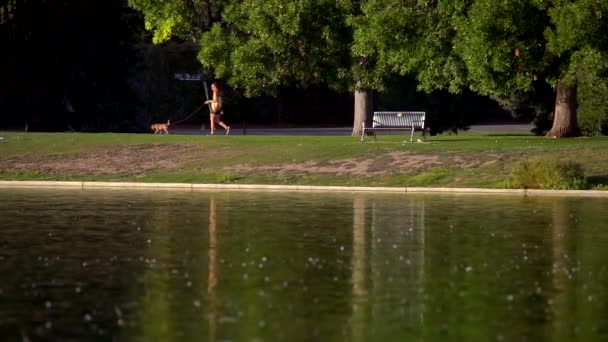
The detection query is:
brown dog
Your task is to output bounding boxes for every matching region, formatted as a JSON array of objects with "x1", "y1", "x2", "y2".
[{"x1": 151, "y1": 120, "x2": 170, "y2": 134}]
